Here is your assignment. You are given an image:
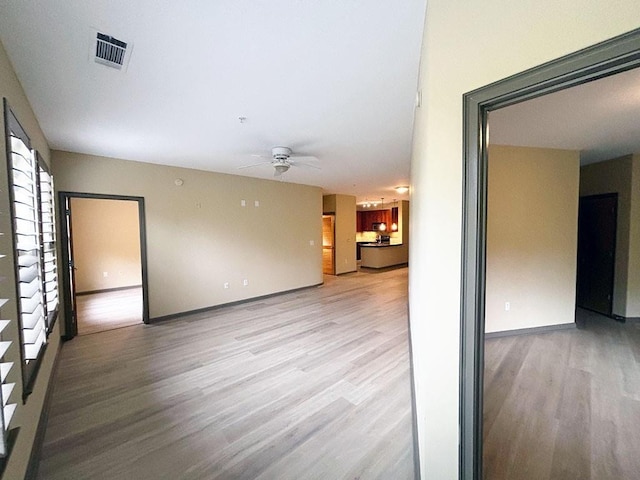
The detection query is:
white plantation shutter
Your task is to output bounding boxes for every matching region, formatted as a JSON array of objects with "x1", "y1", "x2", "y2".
[
  {"x1": 4, "y1": 100, "x2": 58, "y2": 404},
  {"x1": 0, "y1": 305, "x2": 17, "y2": 458},
  {"x1": 9, "y1": 135, "x2": 47, "y2": 363},
  {"x1": 37, "y1": 155, "x2": 59, "y2": 330}
]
